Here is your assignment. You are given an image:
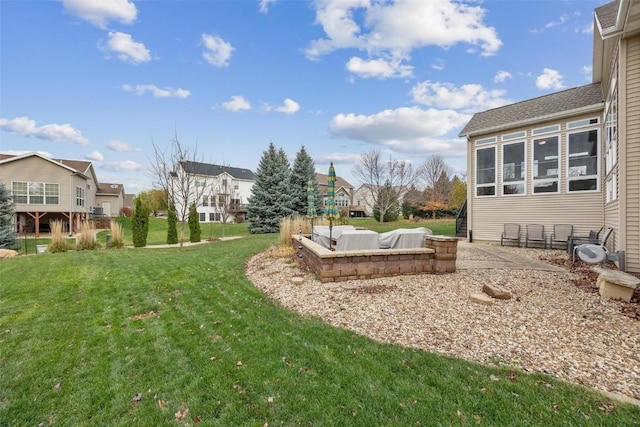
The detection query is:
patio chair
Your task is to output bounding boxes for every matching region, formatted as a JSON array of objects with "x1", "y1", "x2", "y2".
[
  {"x1": 500, "y1": 223, "x2": 520, "y2": 247},
  {"x1": 525, "y1": 224, "x2": 546, "y2": 248},
  {"x1": 549, "y1": 224, "x2": 573, "y2": 250}
]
